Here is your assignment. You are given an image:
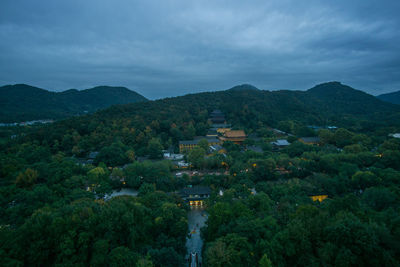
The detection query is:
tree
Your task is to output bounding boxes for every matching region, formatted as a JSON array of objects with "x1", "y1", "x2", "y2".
[
  {"x1": 198, "y1": 138, "x2": 209, "y2": 151},
  {"x1": 136, "y1": 255, "x2": 154, "y2": 267},
  {"x1": 318, "y1": 129, "x2": 334, "y2": 145},
  {"x1": 362, "y1": 187, "x2": 396, "y2": 211},
  {"x1": 126, "y1": 149, "x2": 135, "y2": 162},
  {"x1": 16, "y1": 168, "x2": 38, "y2": 188},
  {"x1": 188, "y1": 147, "x2": 206, "y2": 169},
  {"x1": 147, "y1": 138, "x2": 163, "y2": 159},
  {"x1": 109, "y1": 246, "x2": 138, "y2": 267},
  {"x1": 95, "y1": 142, "x2": 128, "y2": 166},
  {"x1": 139, "y1": 183, "x2": 156, "y2": 196},
  {"x1": 259, "y1": 254, "x2": 273, "y2": 267},
  {"x1": 351, "y1": 171, "x2": 379, "y2": 190},
  {"x1": 333, "y1": 128, "x2": 353, "y2": 148}
]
